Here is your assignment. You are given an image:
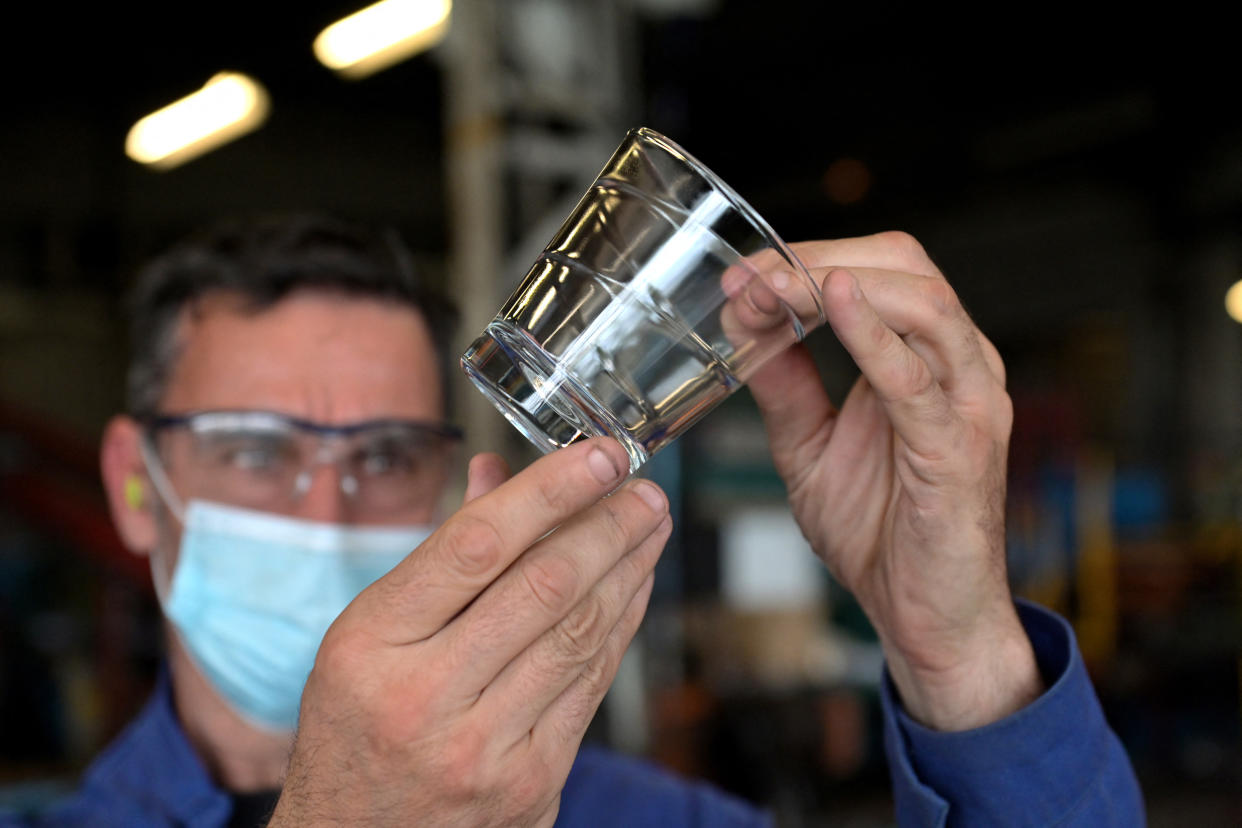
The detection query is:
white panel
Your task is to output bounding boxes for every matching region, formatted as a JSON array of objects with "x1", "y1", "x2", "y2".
[{"x1": 720, "y1": 506, "x2": 824, "y2": 611}]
